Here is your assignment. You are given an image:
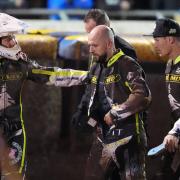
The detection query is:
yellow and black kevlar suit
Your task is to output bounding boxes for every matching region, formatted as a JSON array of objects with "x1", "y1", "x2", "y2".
[
  {"x1": 72, "y1": 30, "x2": 138, "y2": 134},
  {"x1": 0, "y1": 58, "x2": 52, "y2": 179},
  {"x1": 158, "y1": 56, "x2": 180, "y2": 180},
  {"x1": 49, "y1": 49, "x2": 151, "y2": 180}
]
